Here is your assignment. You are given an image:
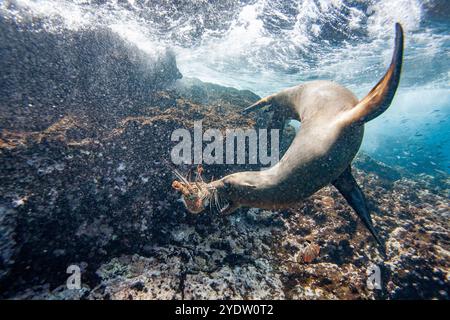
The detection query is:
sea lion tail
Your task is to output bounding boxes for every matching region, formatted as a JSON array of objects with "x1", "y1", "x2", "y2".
[
  {"x1": 342, "y1": 23, "x2": 404, "y2": 125},
  {"x1": 241, "y1": 94, "x2": 275, "y2": 115}
]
